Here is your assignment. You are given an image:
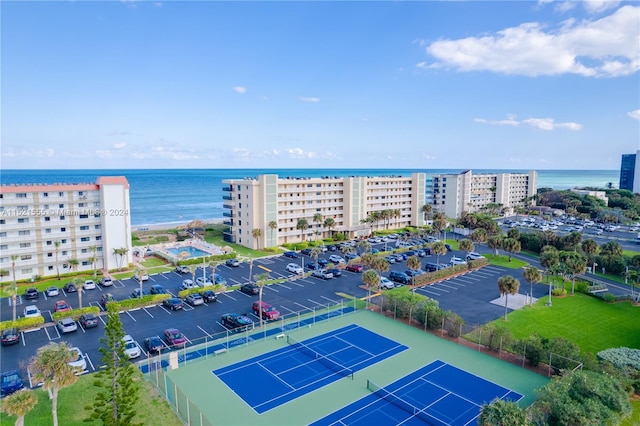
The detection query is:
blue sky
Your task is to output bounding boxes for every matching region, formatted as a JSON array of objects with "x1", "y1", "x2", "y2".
[{"x1": 2, "y1": 1, "x2": 639, "y2": 170}]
